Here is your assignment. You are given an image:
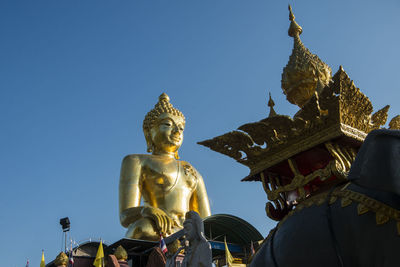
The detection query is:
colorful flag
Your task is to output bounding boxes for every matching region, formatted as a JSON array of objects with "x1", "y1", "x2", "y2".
[
  {"x1": 93, "y1": 240, "x2": 104, "y2": 267},
  {"x1": 69, "y1": 239, "x2": 74, "y2": 267},
  {"x1": 69, "y1": 250, "x2": 74, "y2": 266},
  {"x1": 40, "y1": 250, "x2": 46, "y2": 267},
  {"x1": 224, "y1": 236, "x2": 233, "y2": 266},
  {"x1": 159, "y1": 234, "x2": 168, "y2": 254}
]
